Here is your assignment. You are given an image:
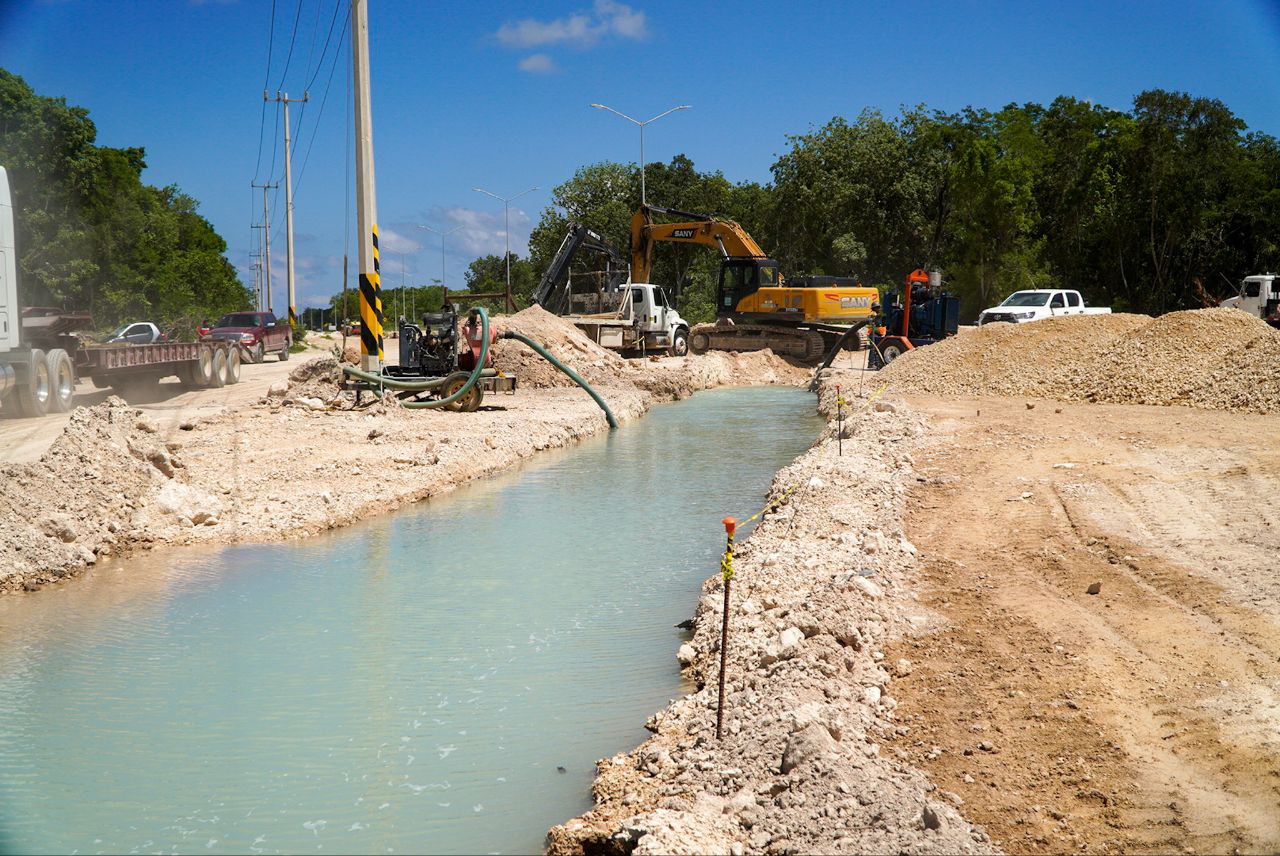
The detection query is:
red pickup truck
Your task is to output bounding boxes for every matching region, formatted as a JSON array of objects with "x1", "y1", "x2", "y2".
[{"x1": 204, "y1": 311, "x2": 292, "y2": 363}]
